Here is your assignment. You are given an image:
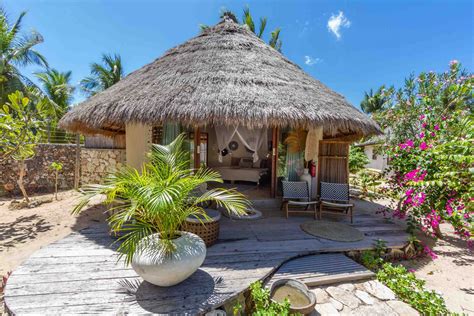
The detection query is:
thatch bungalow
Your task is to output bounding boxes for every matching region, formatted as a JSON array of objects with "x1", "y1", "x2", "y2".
[{"x1": 59, "y1": 16, "x2": 380, "y2": 198}]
